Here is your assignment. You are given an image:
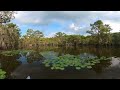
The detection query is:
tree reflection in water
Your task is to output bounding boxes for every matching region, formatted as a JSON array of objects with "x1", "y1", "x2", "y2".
[
  {"x1": 27, "y1": 51, "x2": 45, "y2": 63},
  {"x1": 17, "y1": 51, "x2": 45, "y2": 64},
  {"x1": 0, "y1": 54, "x2": 20, "y2": 78}
]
